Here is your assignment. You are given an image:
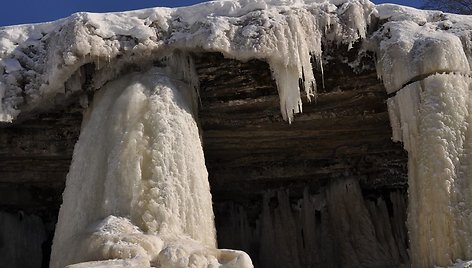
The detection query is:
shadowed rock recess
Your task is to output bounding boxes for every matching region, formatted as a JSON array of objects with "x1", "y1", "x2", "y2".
[{"x1": 0, "y1": 48, "x2": 409, "y2": 267}]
